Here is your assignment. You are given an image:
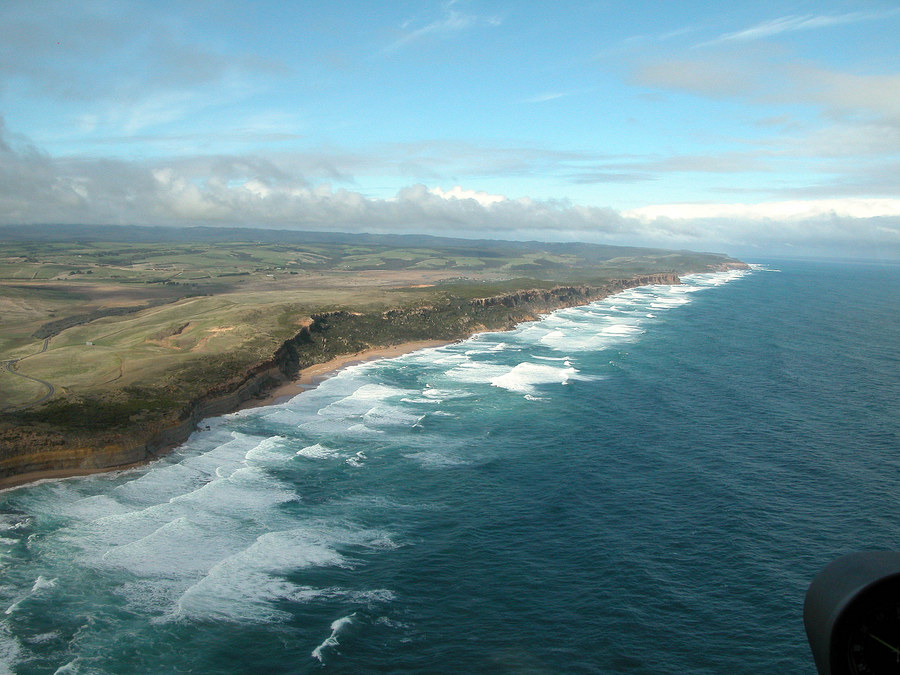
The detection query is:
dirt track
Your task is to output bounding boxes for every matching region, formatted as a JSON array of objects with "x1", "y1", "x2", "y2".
[{"x1": 1, "y1": 338, "x2": 55, "y2": 411}]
